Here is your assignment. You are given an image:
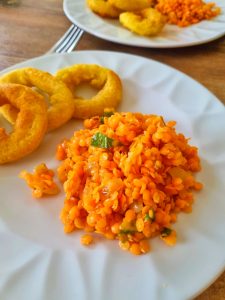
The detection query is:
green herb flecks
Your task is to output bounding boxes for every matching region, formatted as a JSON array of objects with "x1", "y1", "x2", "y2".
[
  {"x1": 144, "y1": 214, "x2": 151, "y2": 222},
  {"x1": 119, "y1": 229, "x2": 136, "y2": 234},
  {"x1": 161, "y1": 227, "x2": 172, "y2": 237},
  {"x1": 100, "y1": 111, "x2": 114, "y2": 124},
  {"x1": 91, "y1": 132, "x2": 114, "y2": 149},
  {"x1": 144, "y1": 209, "x2": 155, "y2": 222}
]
